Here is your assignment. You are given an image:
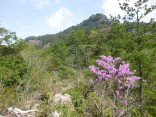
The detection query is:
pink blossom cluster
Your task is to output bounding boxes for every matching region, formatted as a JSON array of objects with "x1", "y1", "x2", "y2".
[
  {"x1": 89, "y1": 55, "x2": 140, "y2": 115},
  {"x1": 89, "y1": 55, "x2": 140, "y2": 87}
]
